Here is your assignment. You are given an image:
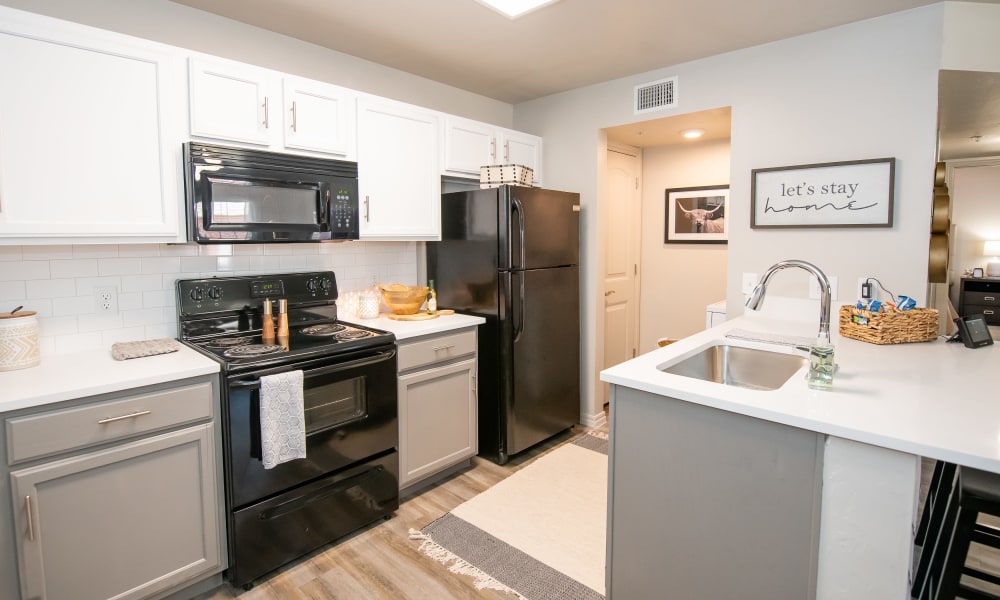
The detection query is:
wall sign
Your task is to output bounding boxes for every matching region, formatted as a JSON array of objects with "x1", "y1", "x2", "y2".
[{"x1": 751, "y1": 158, "x2": 895, "y2": 228}]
